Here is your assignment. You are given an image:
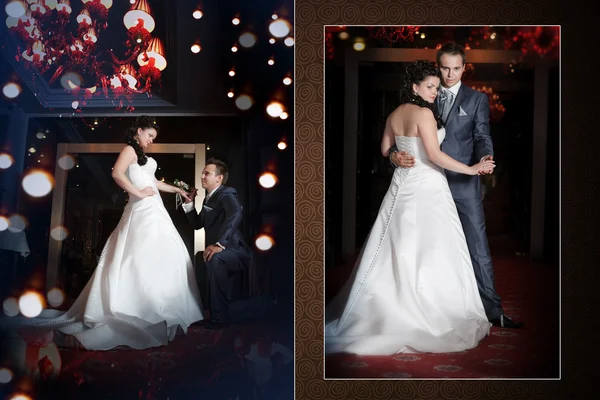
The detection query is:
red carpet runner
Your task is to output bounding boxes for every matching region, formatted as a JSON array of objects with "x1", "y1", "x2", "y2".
[{"x1": 325, "y1": 257, "x2": 560, "y2": 378}]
